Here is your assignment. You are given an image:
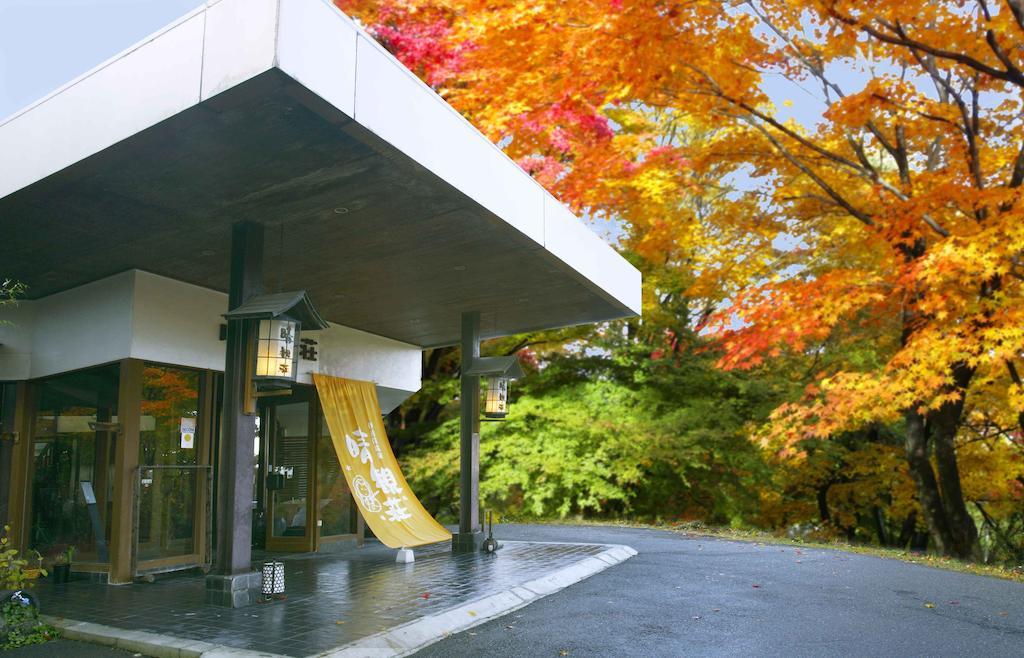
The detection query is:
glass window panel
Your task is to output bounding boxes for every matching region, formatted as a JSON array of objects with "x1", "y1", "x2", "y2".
[
  {"x1": 137, "y1": 365, "x2": 201, "y2": 562},
  {"x1": 30, "y1": 364, "x2": 120, "y2": 564},
  {"x1": 316, "y1": 412, "x2": 354, "y2": 537},
  {"x1": 270, "y1": 402, "x2": 309, "y2": 538}
]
